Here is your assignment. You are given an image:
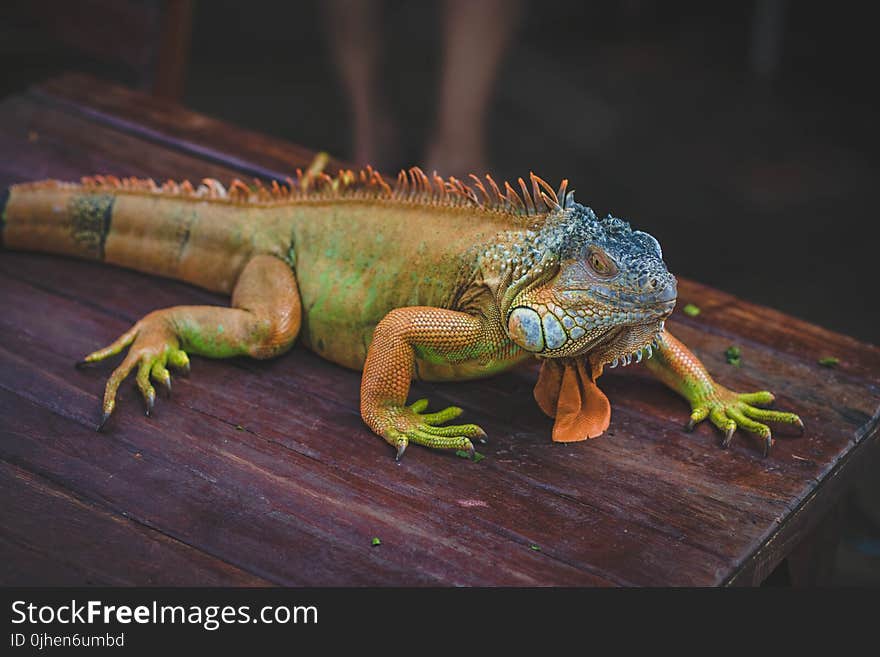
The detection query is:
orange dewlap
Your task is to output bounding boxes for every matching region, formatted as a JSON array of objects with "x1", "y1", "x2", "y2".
[{"x1": 534, "y1": 358, "x2": 611, "y2": 442}]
